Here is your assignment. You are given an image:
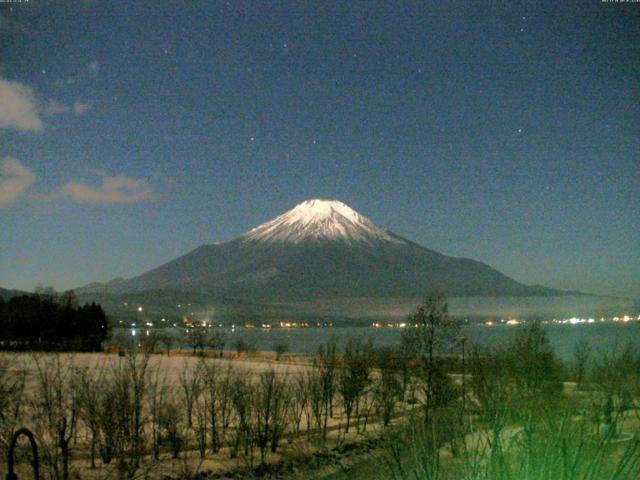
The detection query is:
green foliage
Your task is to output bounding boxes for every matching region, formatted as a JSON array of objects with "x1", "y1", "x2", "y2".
[
  {"x1": 506, "y1": 321, "x2": 564, "y2": 399},
  {"x1": 386, "y1": 339, "x2": 640, "y2": 480},
  {"x1": 573, "y1": 338, "x2": 592, "y2": 389}
]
